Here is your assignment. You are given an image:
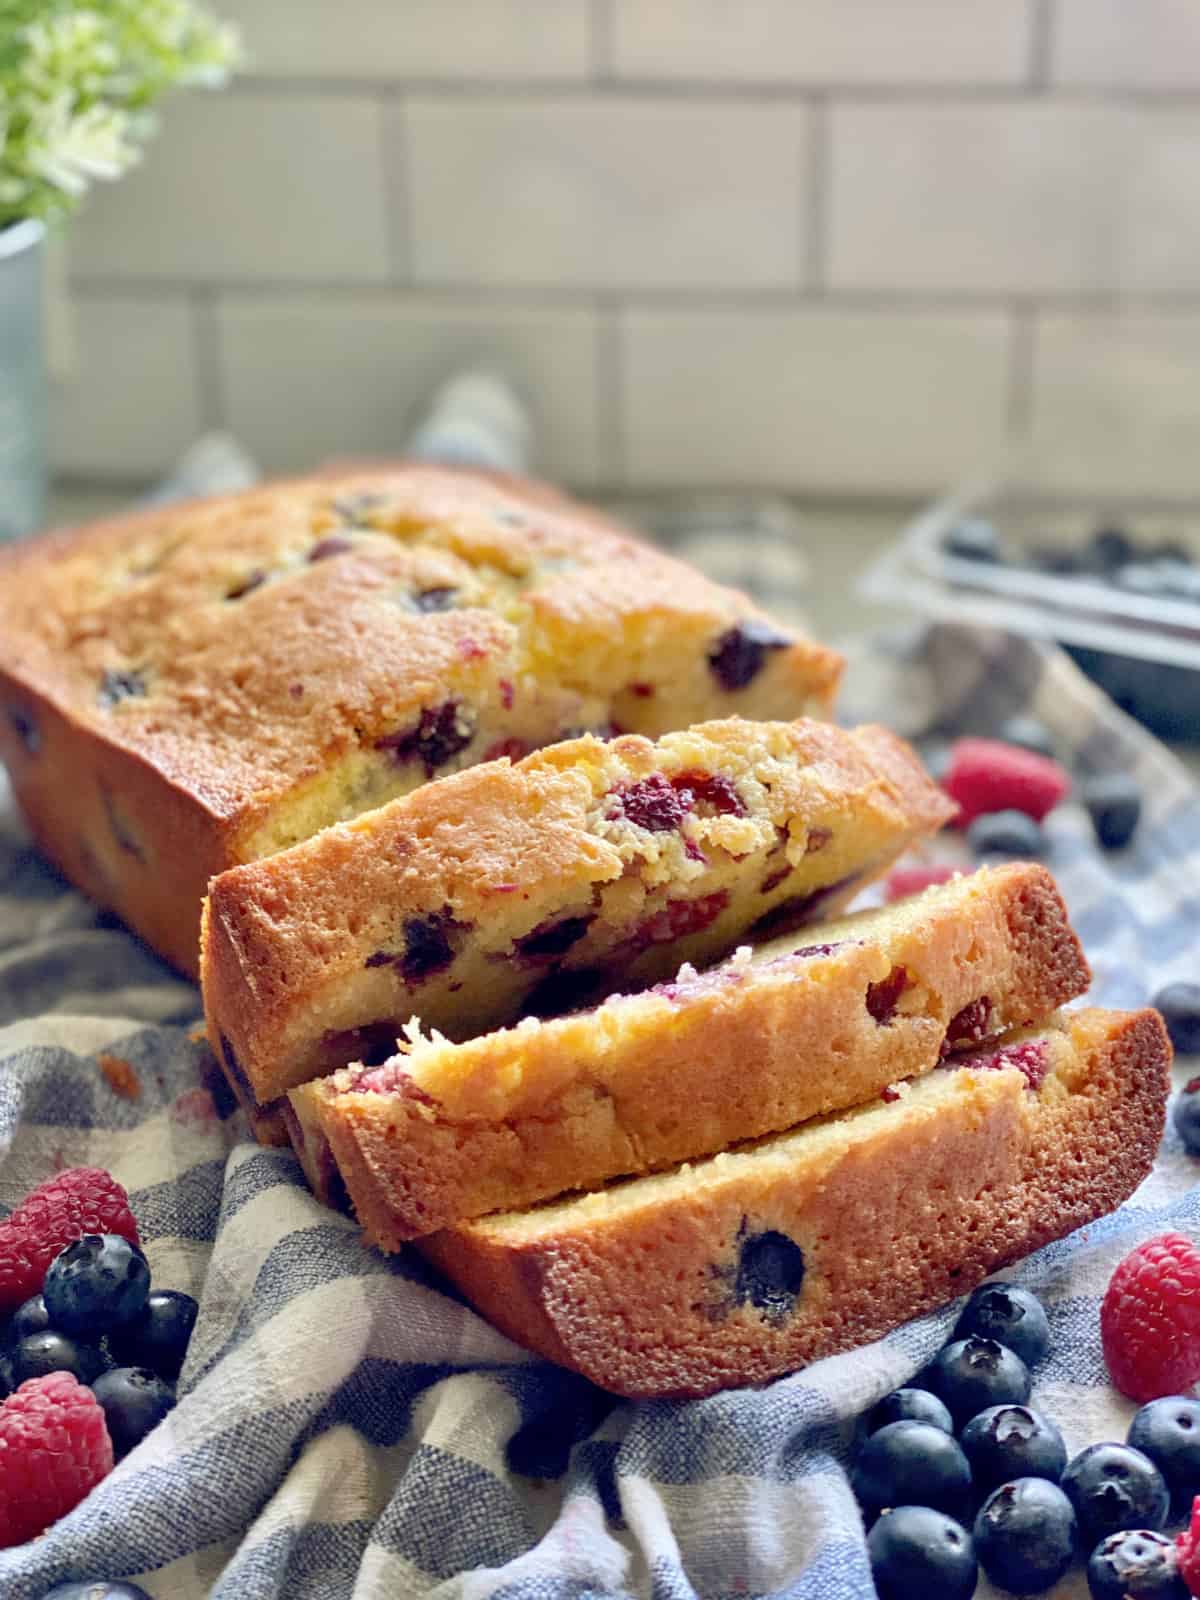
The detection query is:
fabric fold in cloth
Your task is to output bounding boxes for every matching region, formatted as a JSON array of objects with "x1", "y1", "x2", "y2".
[{"x1": 1, "y1": 622, "x2": 1198, "y2": 1599}]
